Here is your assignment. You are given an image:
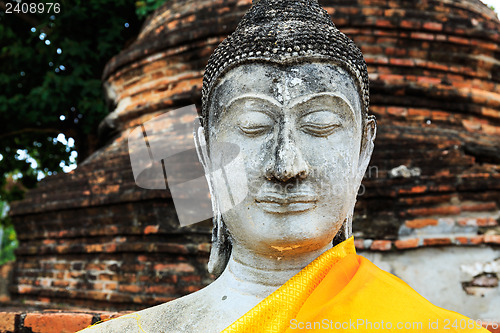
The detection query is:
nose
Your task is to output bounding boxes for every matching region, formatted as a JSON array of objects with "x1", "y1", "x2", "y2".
[{"x1": 264, "y1": 125, "x2": 310, "y2": 182}]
